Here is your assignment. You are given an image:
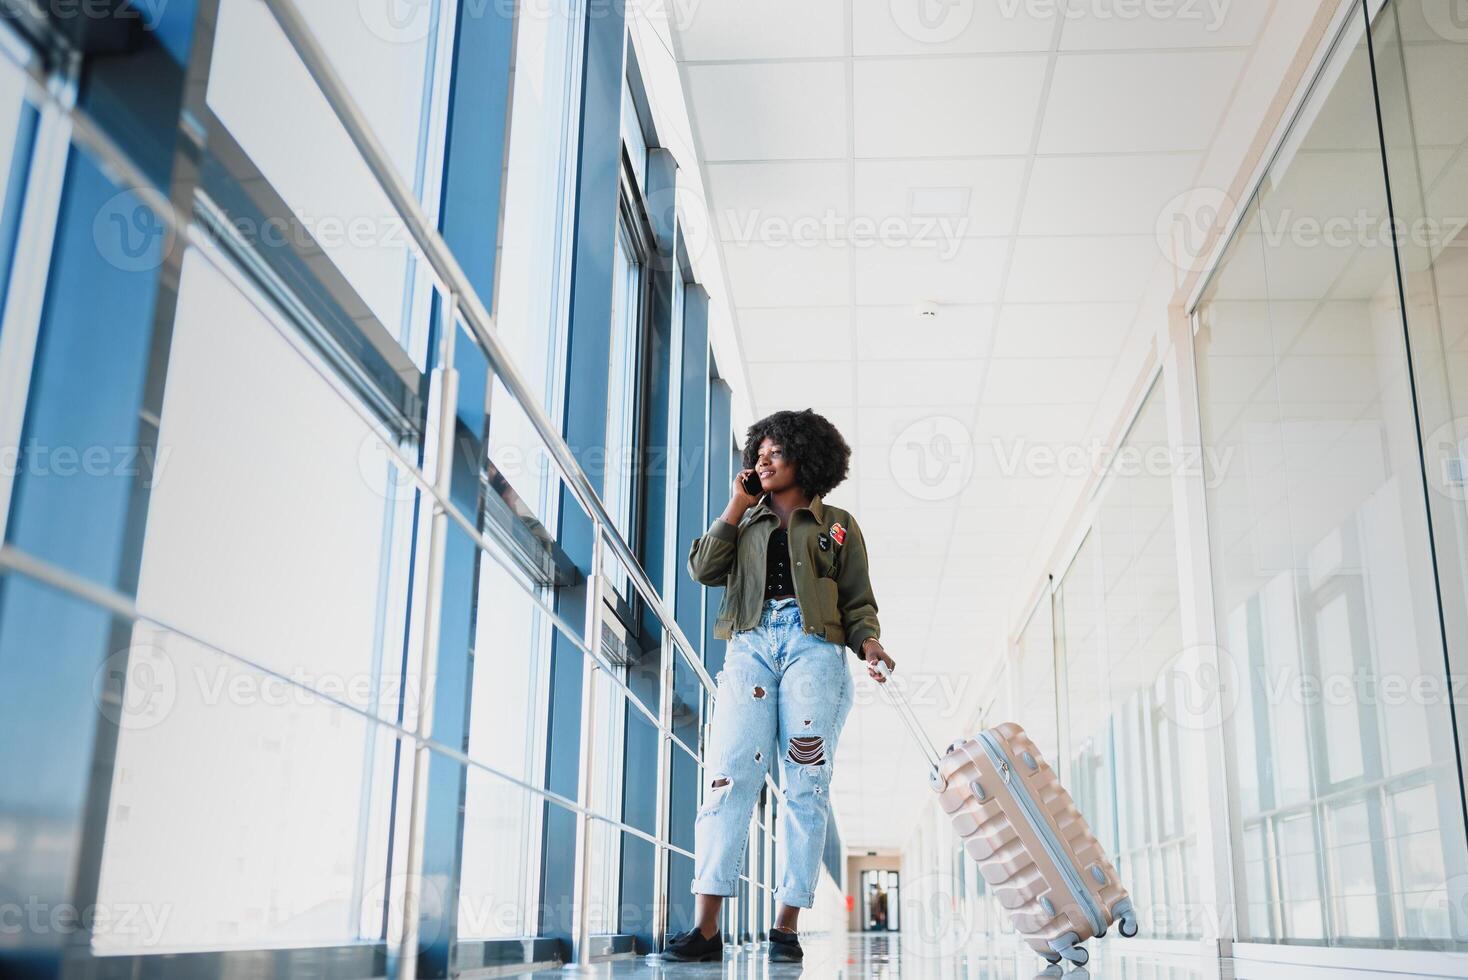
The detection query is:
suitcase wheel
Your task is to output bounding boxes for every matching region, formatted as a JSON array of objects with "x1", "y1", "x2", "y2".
[
  {"x1": 1114, "y1": 898, "x2": 1139, "y2": 938},
  {"x1": 1040, "y1": 951, "x2": 1062, "y2": 965},
  {"x1": 1049, "y1": 933, "x2": 1088, "y2": 966}
]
